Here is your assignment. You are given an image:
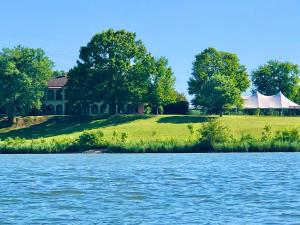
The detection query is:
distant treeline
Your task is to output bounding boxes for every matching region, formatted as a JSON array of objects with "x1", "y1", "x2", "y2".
[{"x1": 0, "y1": 29, "x2": 299, "y2": 121}]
